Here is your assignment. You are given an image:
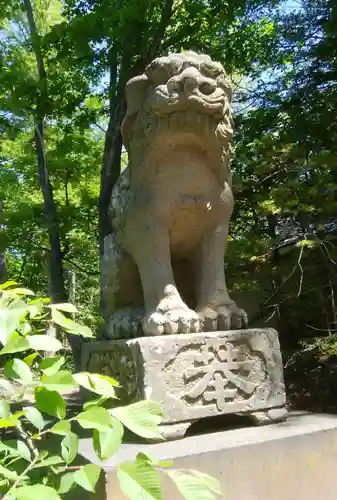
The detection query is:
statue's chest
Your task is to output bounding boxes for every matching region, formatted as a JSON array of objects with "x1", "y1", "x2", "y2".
[{"x1": 155, "y1": 159, "x2": 218, "y2": 197}]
